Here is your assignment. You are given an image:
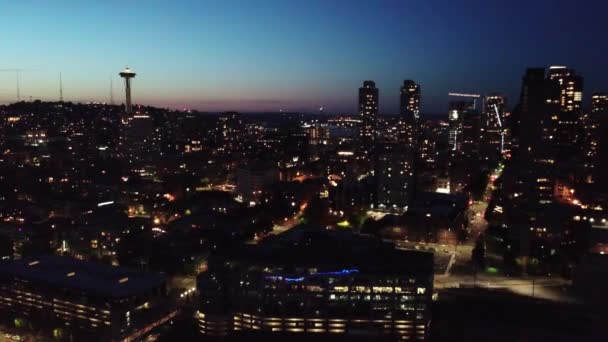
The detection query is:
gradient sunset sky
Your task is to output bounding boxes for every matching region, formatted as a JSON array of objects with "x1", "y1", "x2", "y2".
[{"x1": 1, "y1": 0, "x2": 607, "y2": 114}]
